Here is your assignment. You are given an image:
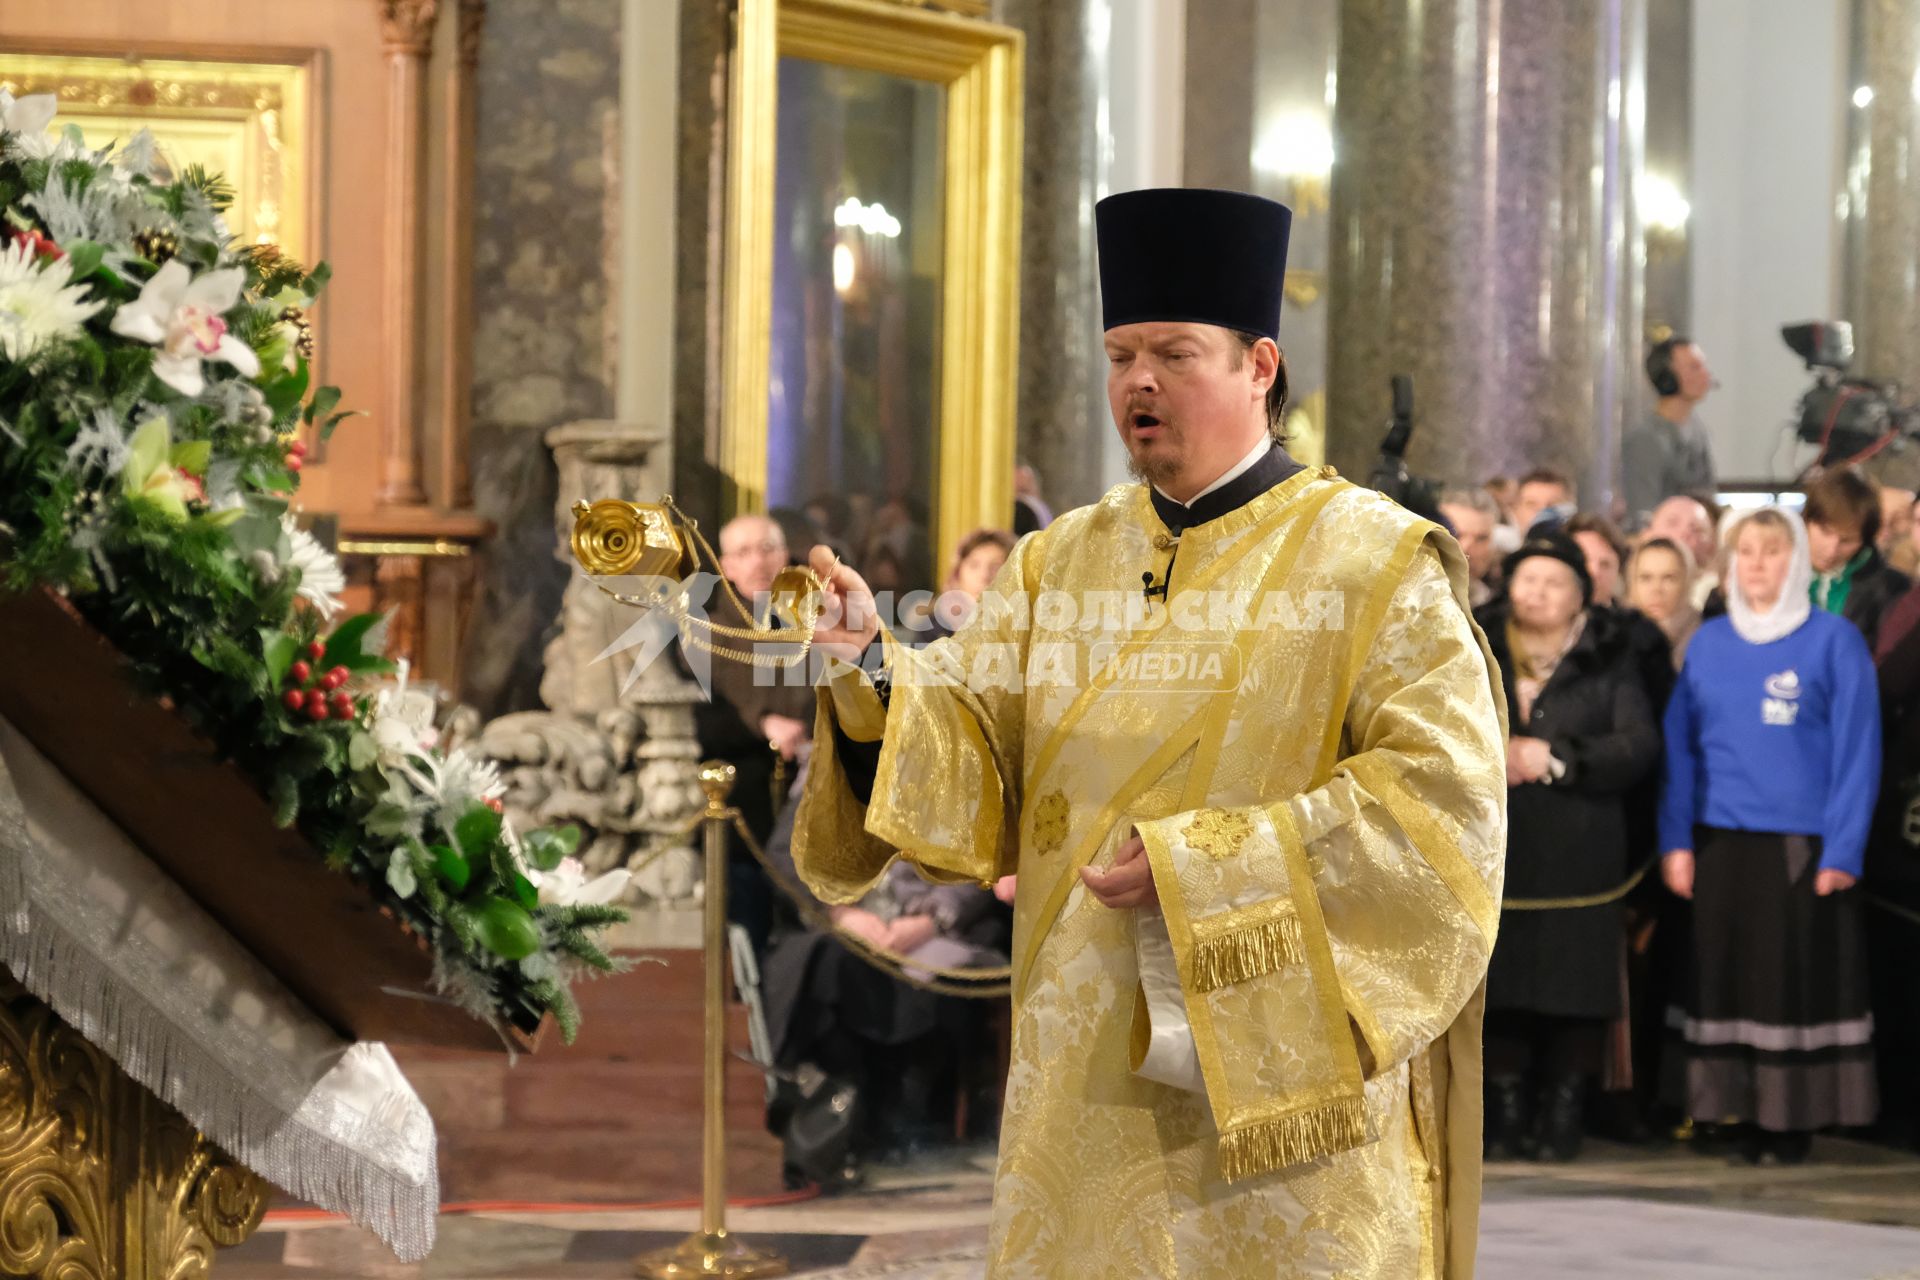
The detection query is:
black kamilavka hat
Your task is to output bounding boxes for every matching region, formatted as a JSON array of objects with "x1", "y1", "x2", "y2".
[{"x1": 1095, "y1": 188, "x2": 1293, "y2": 340}]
